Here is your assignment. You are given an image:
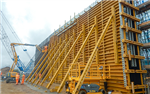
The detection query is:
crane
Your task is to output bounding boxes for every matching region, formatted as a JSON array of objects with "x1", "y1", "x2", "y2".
[
  {"x1": 0, "y1": 23, "x2": 44, "y2": 72},
  {"x1": 9, "y1": 43, "x2": 44, "y2": 72},
  {"x1": 0, "y1": 11, "x2": 32, "y2": 59},
  {"x1": 0, "y1": 11, "x2": 45, "y2": 73}
]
